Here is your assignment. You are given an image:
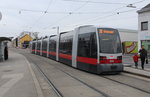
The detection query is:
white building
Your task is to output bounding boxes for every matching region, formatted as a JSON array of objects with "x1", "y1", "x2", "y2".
[
  {"x1": 137, "y1": 3, "x2": 150, "y2": 53},
  {"x1": 118, "y1": 29, "x2": 138, "y2": 42}
]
